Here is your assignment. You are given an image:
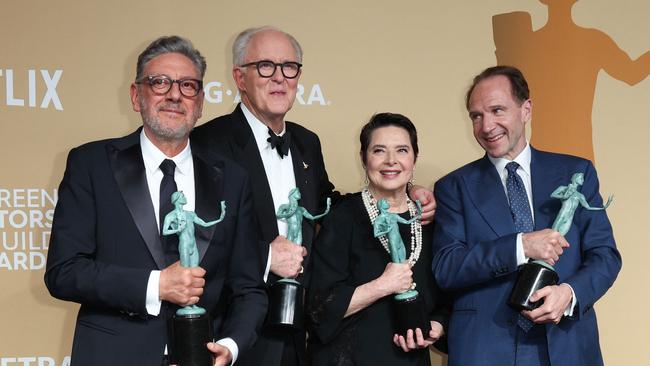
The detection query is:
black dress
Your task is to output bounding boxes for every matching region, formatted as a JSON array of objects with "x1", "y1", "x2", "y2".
[{"x1": 308, "y1": 193, "x2": 450, "y2": 366}]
